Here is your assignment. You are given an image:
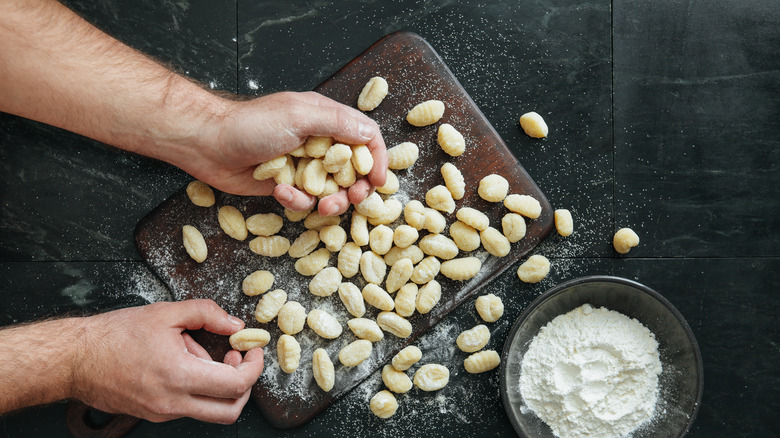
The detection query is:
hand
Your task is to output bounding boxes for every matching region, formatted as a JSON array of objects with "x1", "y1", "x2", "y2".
[
  {"x1": 71, "y1": 300, "x2": 264, "y2": 424},
  {"x1": 186, "y1": 91, "x2": 388, "y2": 216}
]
